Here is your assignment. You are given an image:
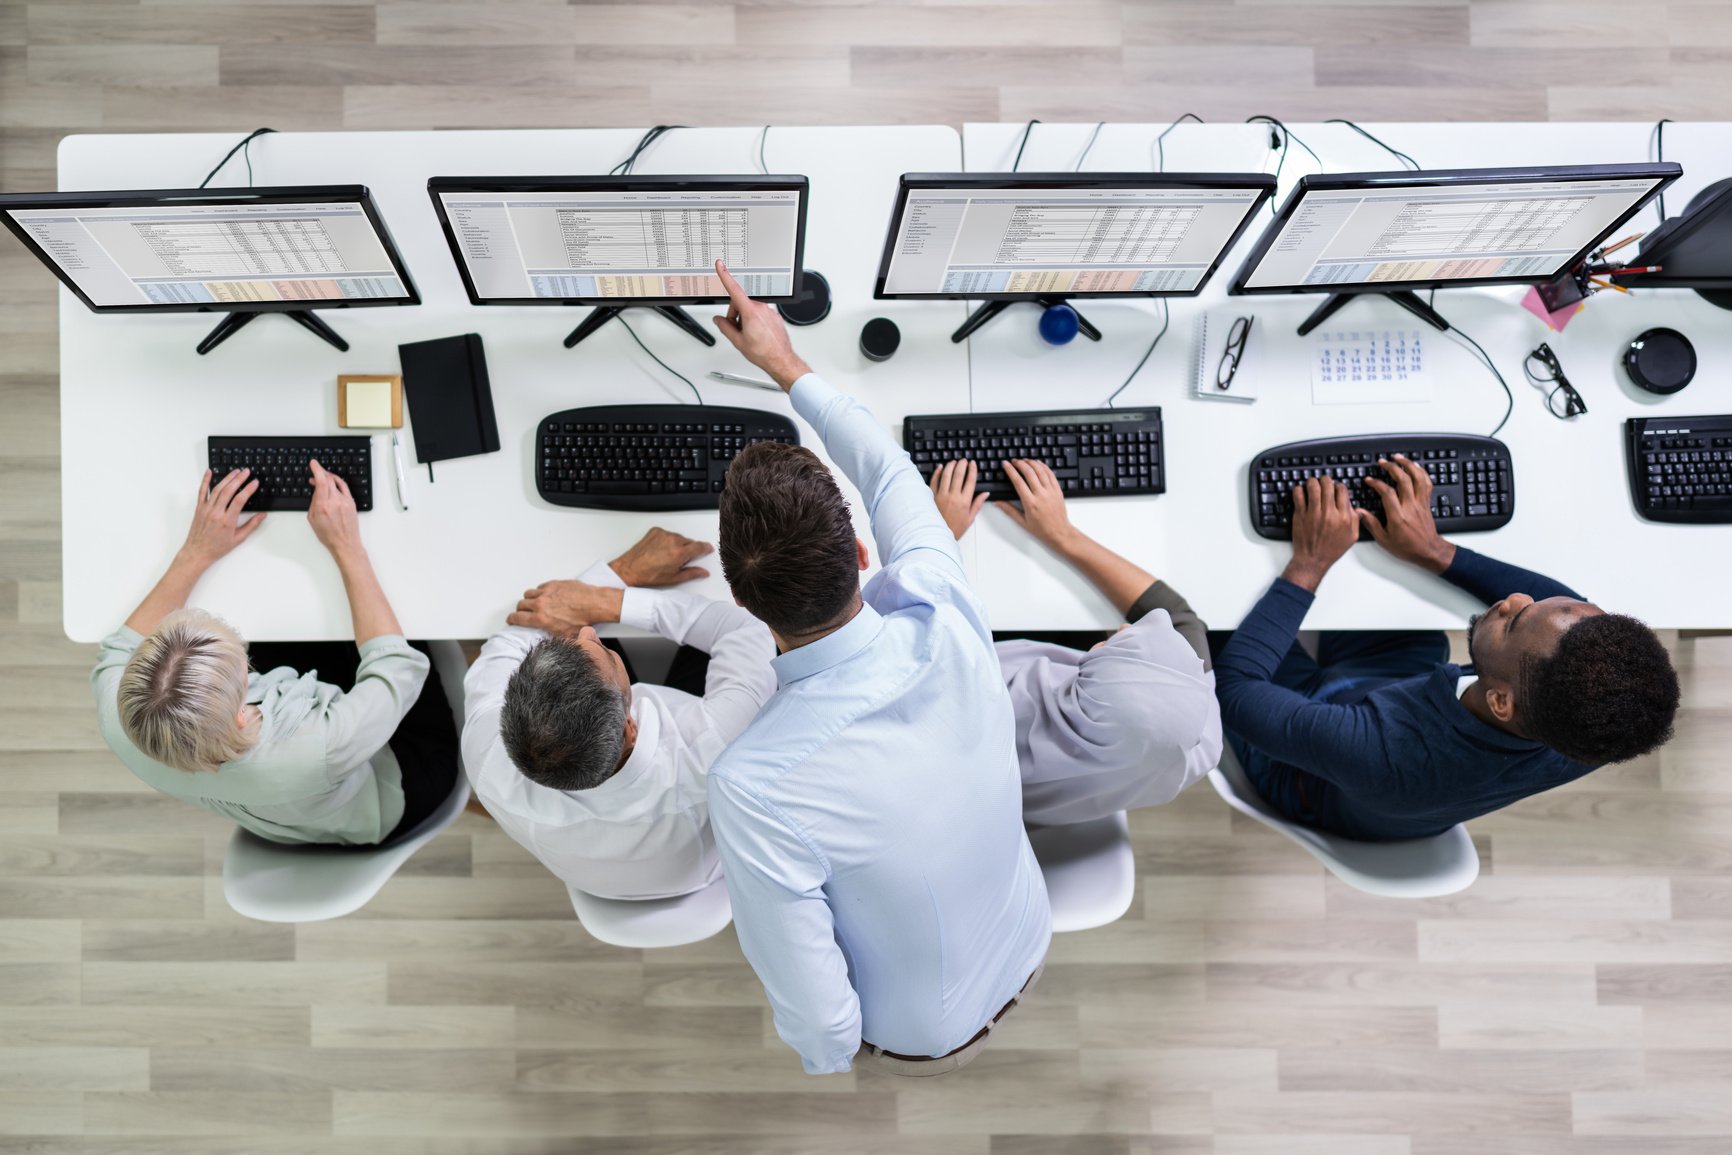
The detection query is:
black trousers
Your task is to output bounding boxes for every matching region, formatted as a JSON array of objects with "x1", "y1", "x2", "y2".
[
  {"x1": 606, "y1": 639, "x2": 711, "y2": 698},
  {"x1": 245, "y1": 639, "x2": 462, "y2": 846}
]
